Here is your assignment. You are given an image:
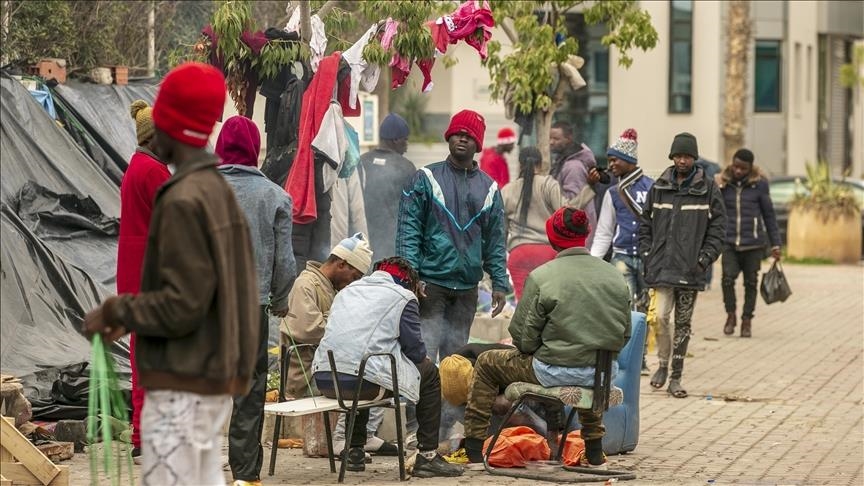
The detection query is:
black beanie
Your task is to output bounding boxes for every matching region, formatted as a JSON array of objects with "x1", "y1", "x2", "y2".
[{"x1": 668, "y1": 132, "x2": 699, "y2": 160}]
